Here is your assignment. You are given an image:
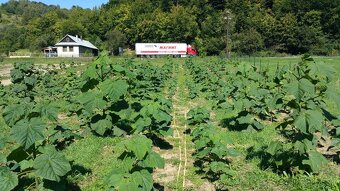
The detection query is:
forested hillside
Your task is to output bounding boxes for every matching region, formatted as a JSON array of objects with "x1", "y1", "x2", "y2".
[{"x1": 0, "y1": 0, "x2": 339, "y2": 56}]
